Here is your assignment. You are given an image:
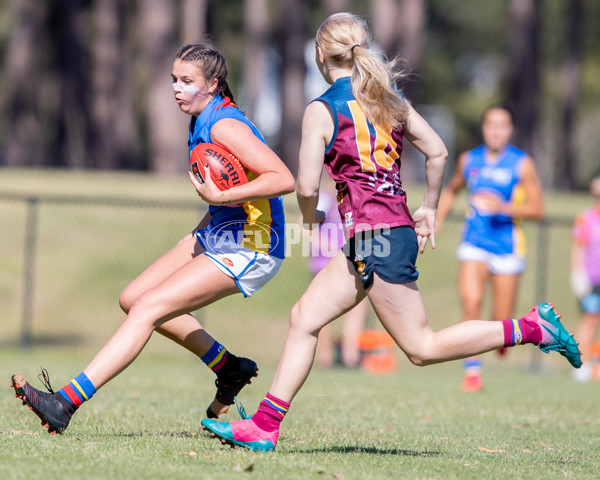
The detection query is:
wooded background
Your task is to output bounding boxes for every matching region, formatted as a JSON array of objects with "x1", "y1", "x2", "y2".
[{"x1": 1, "y1": 0, "x2": 598, "y2": 189}]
